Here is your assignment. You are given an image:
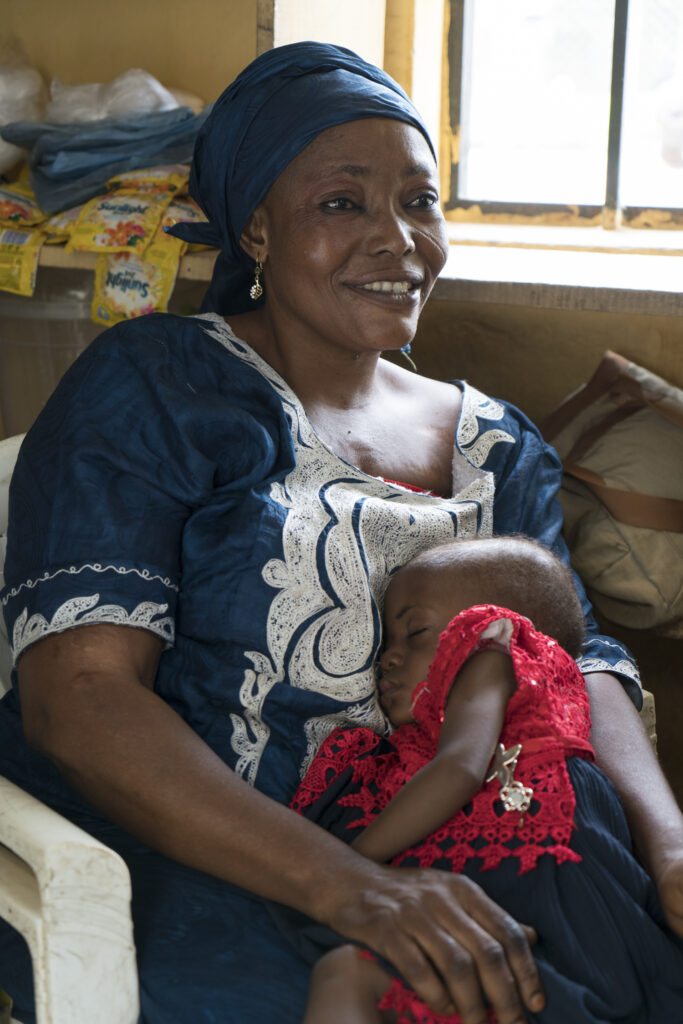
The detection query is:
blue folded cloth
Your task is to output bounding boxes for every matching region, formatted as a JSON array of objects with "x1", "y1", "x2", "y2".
[{"x1": 0, "y1": 106, "x2": 210, "y2": 214}]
